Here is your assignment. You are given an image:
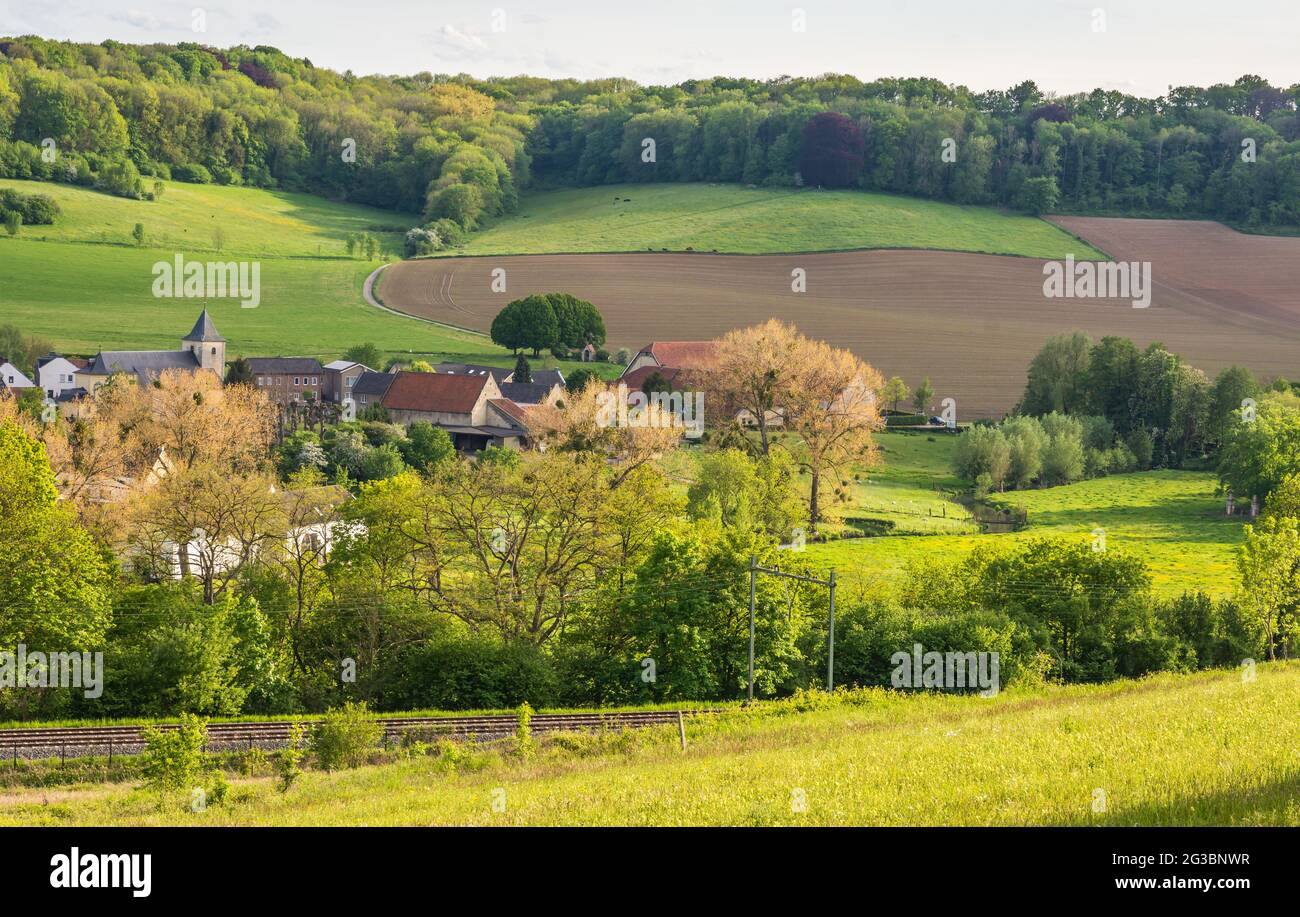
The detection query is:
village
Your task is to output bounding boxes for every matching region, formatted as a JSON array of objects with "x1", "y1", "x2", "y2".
[{"x1": 0, "y1": 309, "x2": 725, "y2": 452}]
